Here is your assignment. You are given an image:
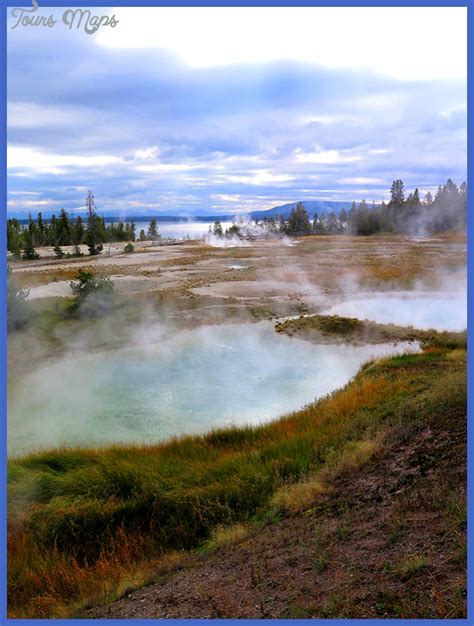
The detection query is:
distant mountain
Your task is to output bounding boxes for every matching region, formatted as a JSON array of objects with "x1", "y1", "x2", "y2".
[{"x1": 251, "y1": 200, "x2": 354, "y2": 220}]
